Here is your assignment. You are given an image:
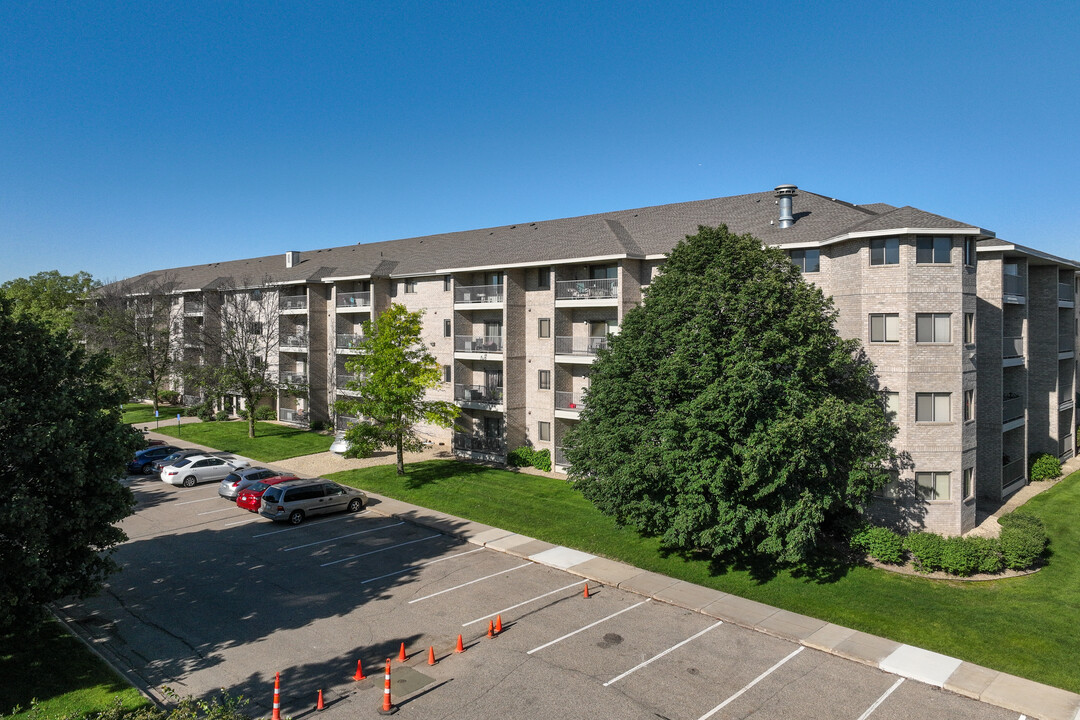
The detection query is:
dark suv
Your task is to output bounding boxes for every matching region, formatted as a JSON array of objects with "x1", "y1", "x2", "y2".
[{"x1": 258, "y1": 479, "x2": 367, "y2": 524}]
